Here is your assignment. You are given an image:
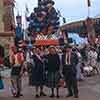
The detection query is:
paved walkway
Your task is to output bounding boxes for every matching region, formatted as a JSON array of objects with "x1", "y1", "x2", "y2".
[{"x1": 0, "y1": 76, "x2": 100, "y2": 100}]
